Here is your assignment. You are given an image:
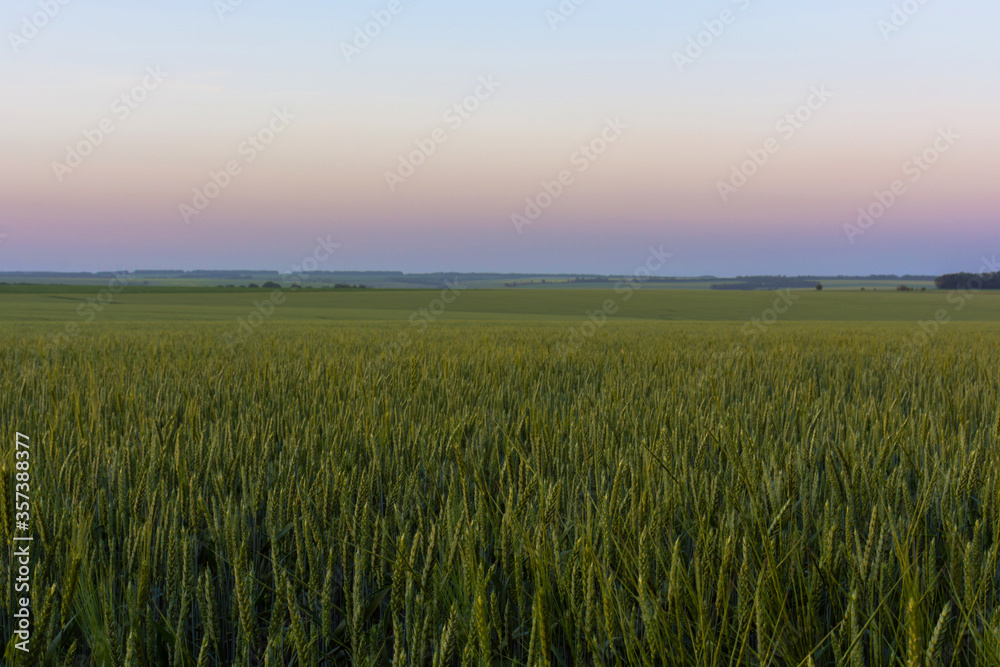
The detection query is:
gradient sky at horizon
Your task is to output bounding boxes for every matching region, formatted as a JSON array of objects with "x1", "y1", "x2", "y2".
[{"x1": 1, "y1": 0, "x2": 998, "y2": 275}]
